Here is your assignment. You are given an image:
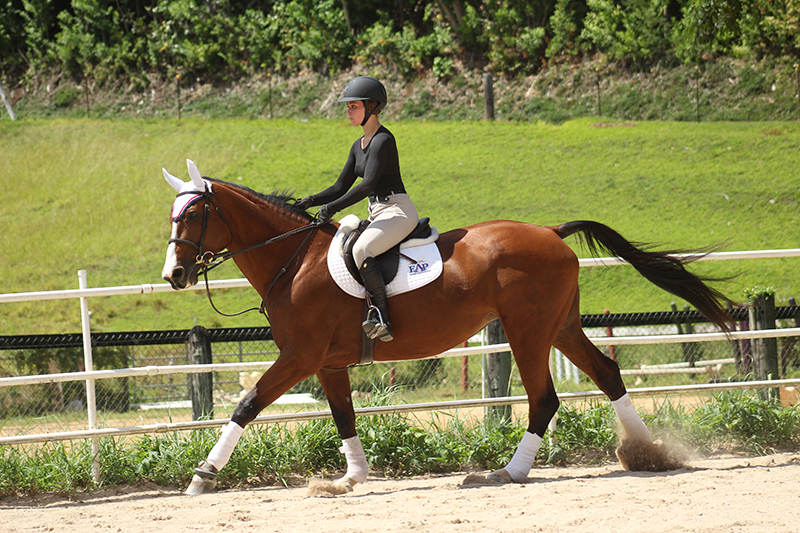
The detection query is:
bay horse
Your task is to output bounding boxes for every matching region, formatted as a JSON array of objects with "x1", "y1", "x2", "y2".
[{"x1": 162, "y1": 160, "x2": 732, "y2": 495}]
